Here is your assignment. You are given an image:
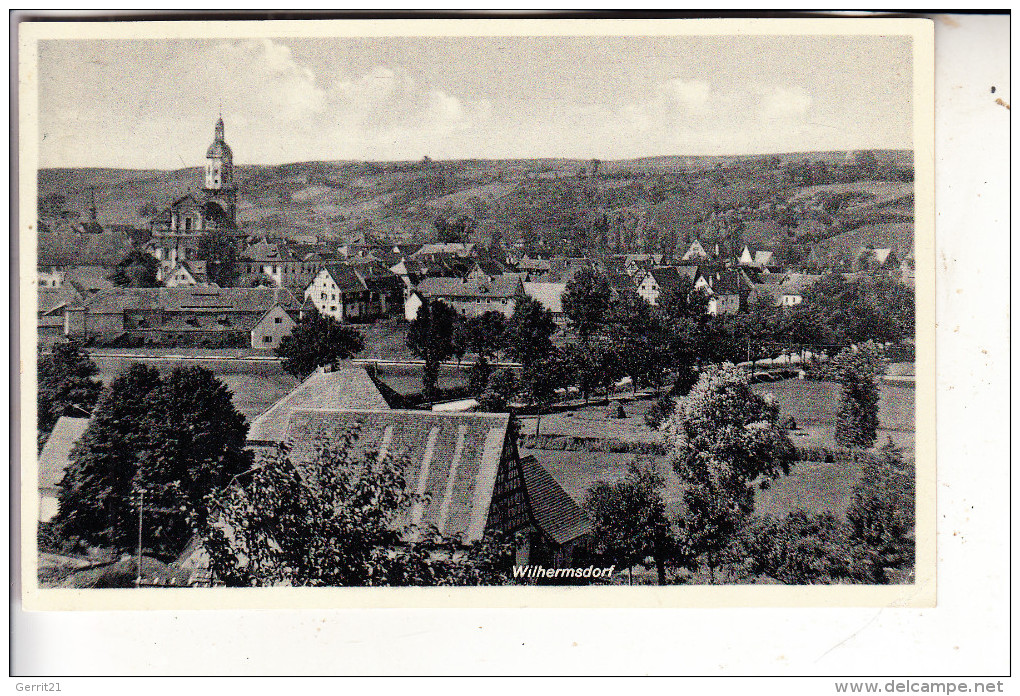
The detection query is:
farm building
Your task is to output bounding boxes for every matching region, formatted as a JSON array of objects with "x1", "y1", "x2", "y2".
[
  {"x1": 303, "y1": 263, "x2": 404, "y2": 324},
  {"x1": 406, "y1": 276, "x2": 525, "y2": 321}
]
